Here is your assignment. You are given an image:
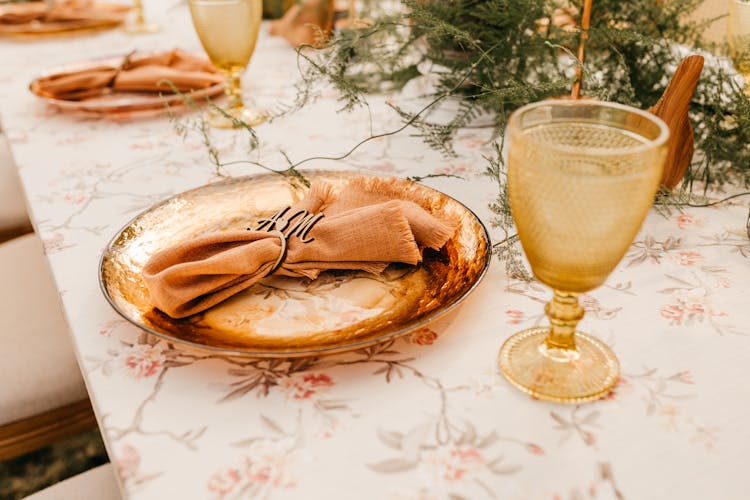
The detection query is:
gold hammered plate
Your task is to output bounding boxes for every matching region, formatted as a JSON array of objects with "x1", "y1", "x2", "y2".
[
  {"x1": 0, "y1": 2, "x2": 129, "y2": 37},
  {"x1": 29, "y1": 53, "x2": 225, "y2": 116},
  {"x1": 99, "y1": 170, "x2": 490, "y2": 357}
]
